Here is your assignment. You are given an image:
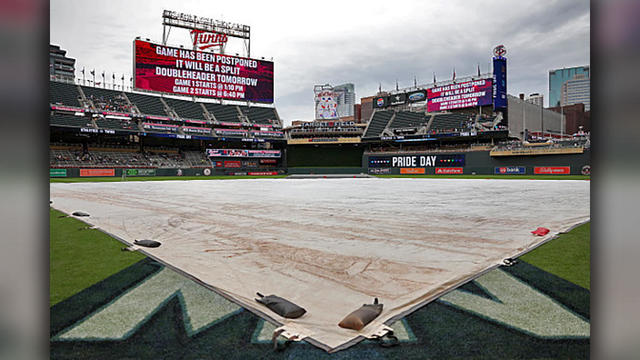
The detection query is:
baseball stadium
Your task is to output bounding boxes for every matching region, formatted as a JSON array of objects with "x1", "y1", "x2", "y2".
[{"x1": 50, "y1": 8, "x2": 590, "y2": 359}]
